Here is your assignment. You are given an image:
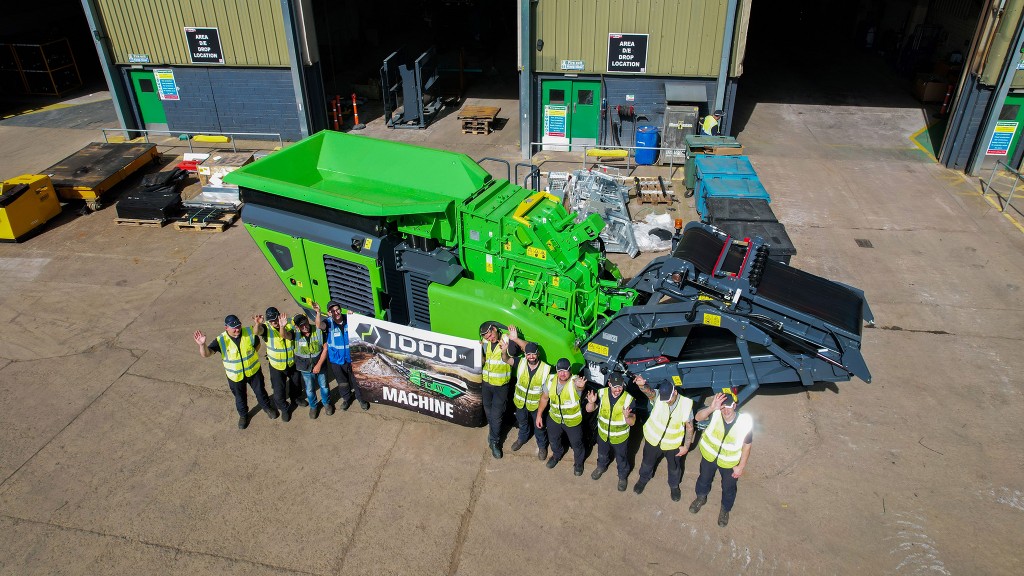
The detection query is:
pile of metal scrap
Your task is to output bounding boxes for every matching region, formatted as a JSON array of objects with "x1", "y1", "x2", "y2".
[{"x1": 566, "y1": 169, "x2": 639, "y2": 258}]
